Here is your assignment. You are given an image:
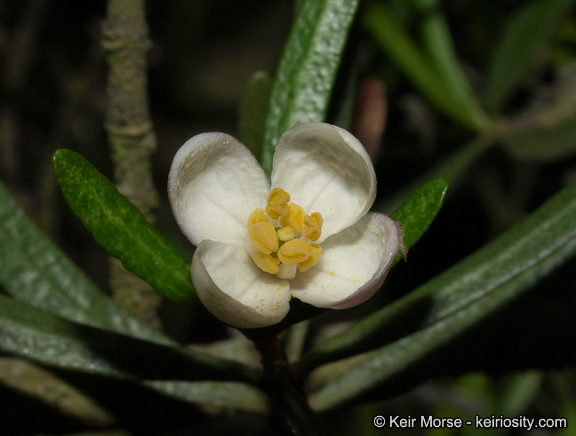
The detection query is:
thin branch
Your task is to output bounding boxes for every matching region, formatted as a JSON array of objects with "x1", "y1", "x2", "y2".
[{"x1": 102, "y1": 0, "x2": 161, "y2": 327}]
